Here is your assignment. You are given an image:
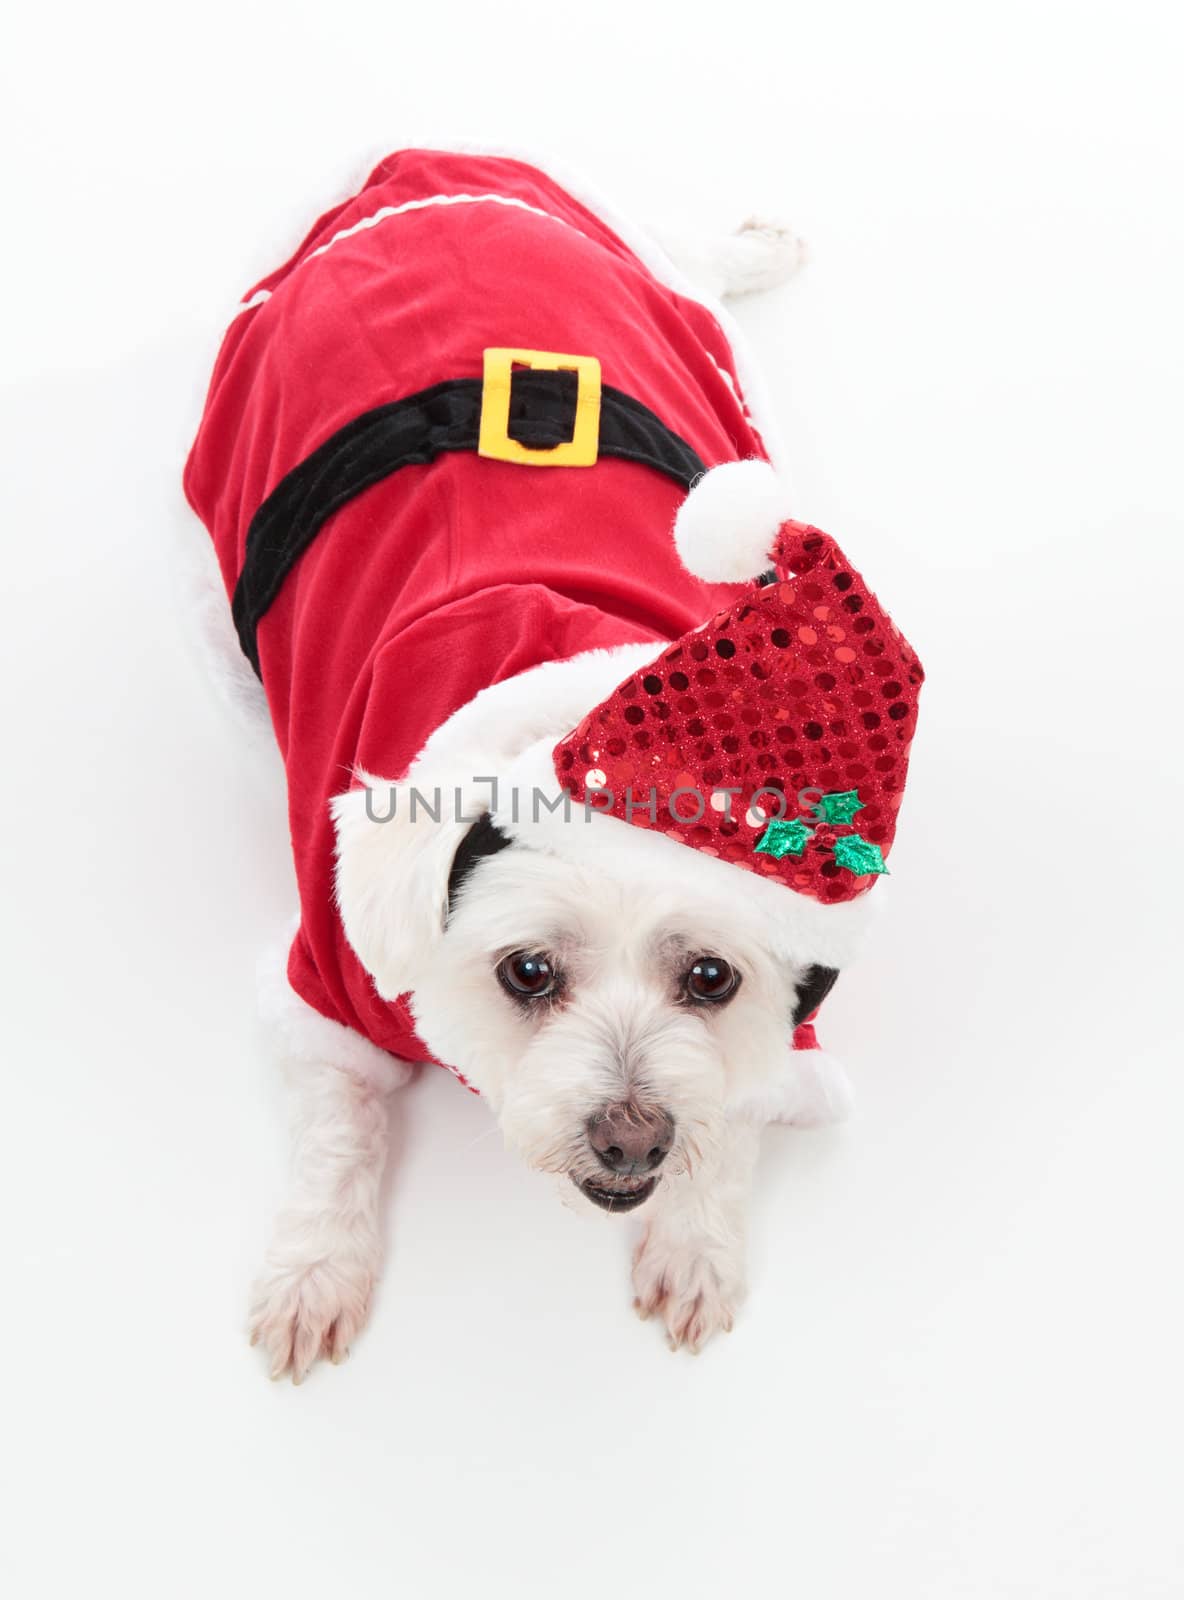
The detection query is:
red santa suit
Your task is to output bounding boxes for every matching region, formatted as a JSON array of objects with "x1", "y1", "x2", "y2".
[{"x1": 184, "y1": 147, "x2": 789, "y2": 1081}]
